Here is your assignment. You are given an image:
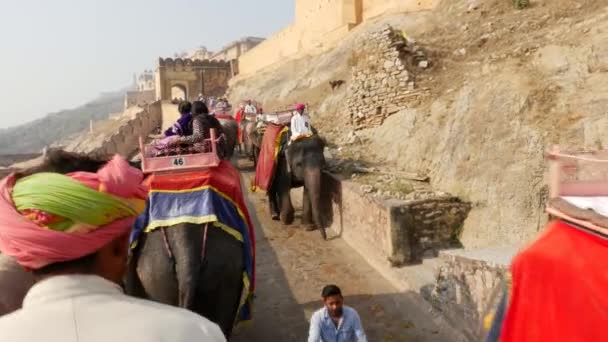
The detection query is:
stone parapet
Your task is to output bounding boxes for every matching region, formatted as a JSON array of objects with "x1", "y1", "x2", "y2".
[
  {"x1": 61, "y1": 101, "x2": 162, "y2": 159},
  {"x1": 423, "y1": 246, "x2": 519, "y2": 340},
  {"x1": 323, "y1": 172, "x2": 470, "y2": 266}
]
